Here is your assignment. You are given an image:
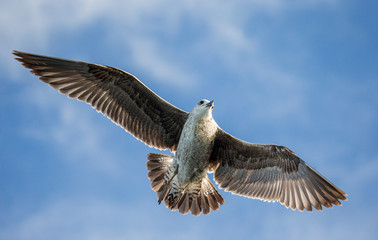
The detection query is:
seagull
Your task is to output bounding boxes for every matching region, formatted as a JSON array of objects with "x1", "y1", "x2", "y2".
[{"x1": 13, "y1": 50, "x2": 347, "y2": 216}]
